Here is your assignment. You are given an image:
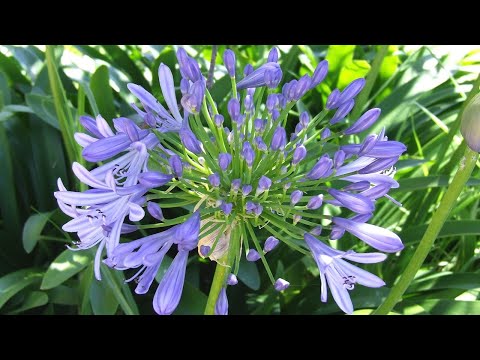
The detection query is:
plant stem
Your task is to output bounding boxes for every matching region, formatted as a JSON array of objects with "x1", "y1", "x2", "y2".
[
  {"x1": 374, "y1": 146, "x2": 478, "y2": 315},
  {"x1": 204, "y1": 224, "x2": 238, "y2": 315}
]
